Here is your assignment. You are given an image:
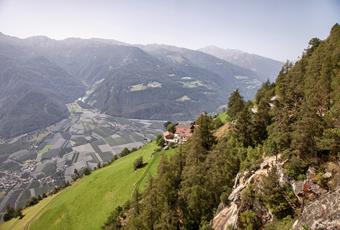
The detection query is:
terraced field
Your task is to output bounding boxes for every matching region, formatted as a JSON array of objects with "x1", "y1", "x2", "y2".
[{"x1": 1, "y1": 142, "x2": 176, "y2": 230}]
